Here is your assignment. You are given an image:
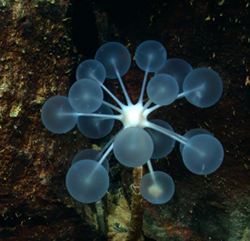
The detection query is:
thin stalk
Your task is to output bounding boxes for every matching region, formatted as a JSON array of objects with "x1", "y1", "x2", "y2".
[
  {"x1": 146, "y1": 122, "x2": 188, "y2": 145},
  {"x1": 98, "y1": 143, "x2": 114, "y2": 165},
  {"x1": 142, "y1": 99, "x2": 153, "y2": 111},
  {"x1": 100, "y1": 83, "x2": 126, "y2": 109},
  {"x1": 138, "y1": 70, "x2": 149, "y2": 104},
  {"x1": 144, "y1": 104, "x2": 161, "y2": 115},
  {"x1": 147, "y1": 160, "x2": 156, "y2": 180},
  {"x1": 95, "y1": 130, "x2": 122, "y2": 162},
  {"x1": 77, "y1": 112, "x2": 122, "y2": 121},
  {"x1": 87, "y1": 143, "x2": 114, "y2": 181},
  {"x1": 103, "y1": 100, "x2": 123, "y2": 113},
  {"x1": 177, "y1": 83, "x2": 205, "y2": 99},
  {"x1": 115, "y1": 67, "x2": 133, "y2": 106},
  {"x1": 177, "y1": 92, "x2": 185, "y2": 99}
]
